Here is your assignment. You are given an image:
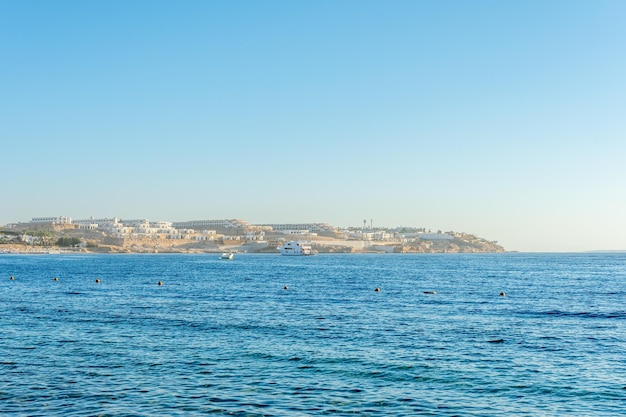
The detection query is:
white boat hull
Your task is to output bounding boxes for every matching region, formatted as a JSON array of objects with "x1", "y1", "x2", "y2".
[{"x1": 279, "y1": 241, "x2": 313, "y2": 256}]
